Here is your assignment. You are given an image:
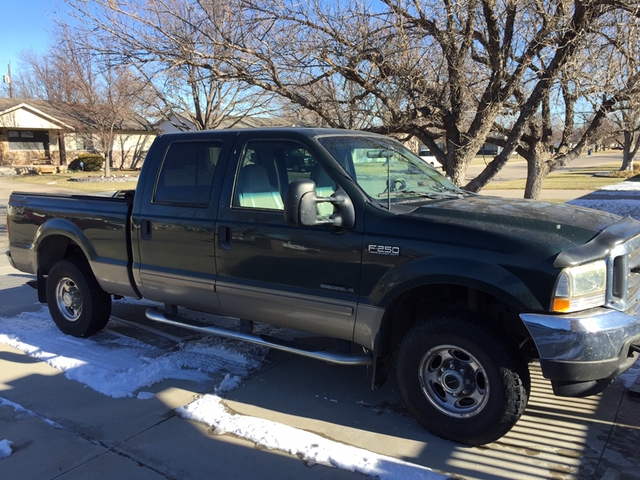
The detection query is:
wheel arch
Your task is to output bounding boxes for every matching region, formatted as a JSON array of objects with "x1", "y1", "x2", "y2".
[
  {"x1": 35, "y1": 219, "x2": 96, "y2": 275},
  {"x1": 370, "y1": 256, "x2": 545, "y2": 312},
  {"x1": 370, "y1": 273, "x2": 538, "y2": 389},
  {"x1": 34, "y1": 219, "x2": 96, "y2": 302}
]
